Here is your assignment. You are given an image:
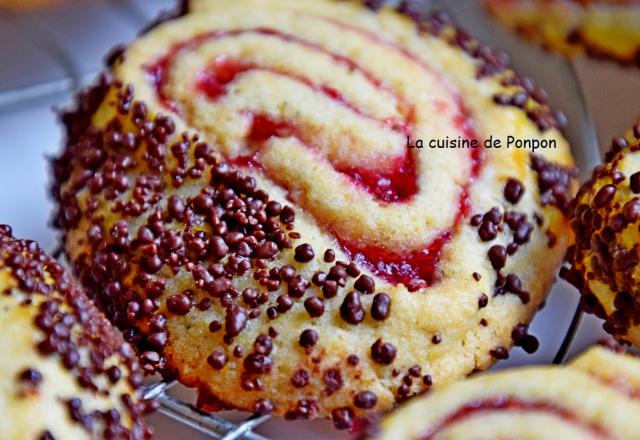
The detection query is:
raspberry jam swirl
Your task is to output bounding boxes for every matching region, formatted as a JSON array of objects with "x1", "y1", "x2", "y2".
[
  {"x1": 418, "y1": 397, "x2": 610, "y2": 440},
  {"x1": 144, "y1": 21, "x2": 482, "y2": 290},
  {"x1": 378, "y1": 348, "x2": 640, "y2": 440}
]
